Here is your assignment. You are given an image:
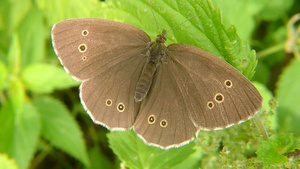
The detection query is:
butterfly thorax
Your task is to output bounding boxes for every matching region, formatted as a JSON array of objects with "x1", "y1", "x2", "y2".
[{"x1": 134, "y1": 30, "x2": 167, "y2": 102}]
